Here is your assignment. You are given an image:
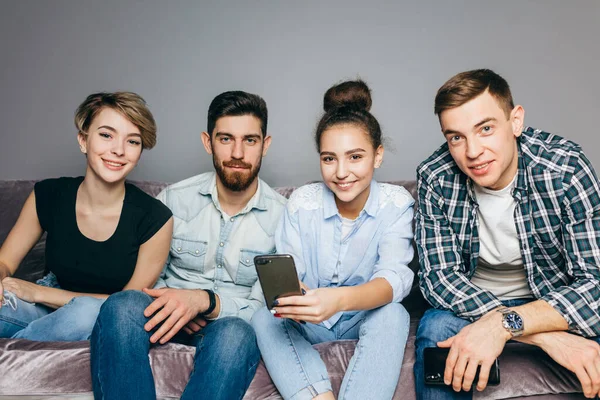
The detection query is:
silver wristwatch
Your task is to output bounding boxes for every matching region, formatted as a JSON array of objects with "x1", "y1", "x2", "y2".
[{"x1": 497, "y1": 307, "x2": 524, "y2": 337}]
